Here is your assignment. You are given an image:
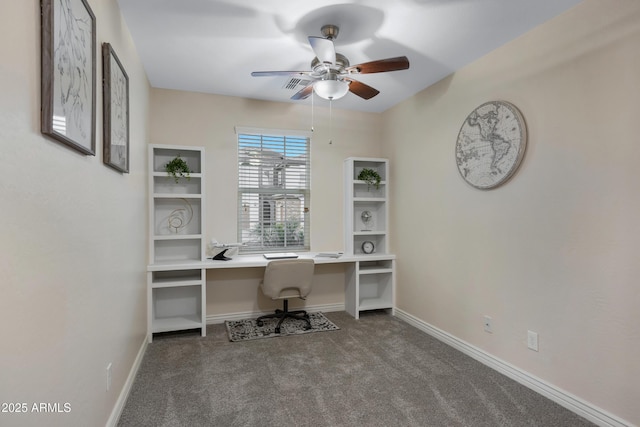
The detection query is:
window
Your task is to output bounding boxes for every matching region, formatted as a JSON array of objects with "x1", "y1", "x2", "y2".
[{"x1": 237, "y1": 127, "x2": 311, "y2": 252}]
